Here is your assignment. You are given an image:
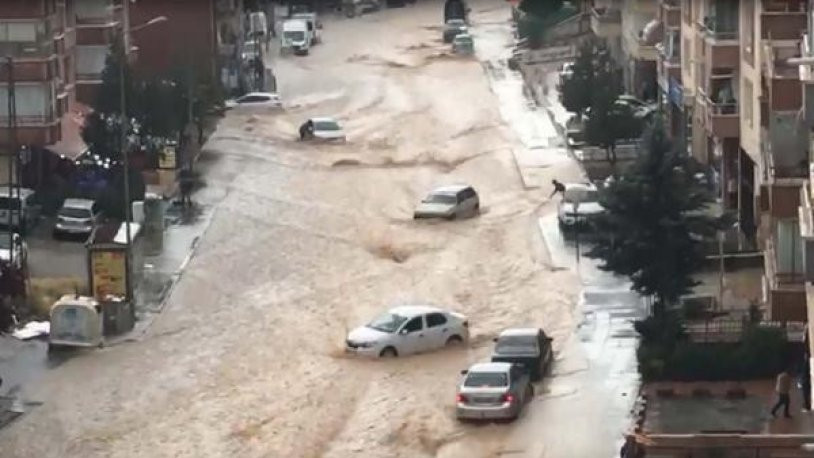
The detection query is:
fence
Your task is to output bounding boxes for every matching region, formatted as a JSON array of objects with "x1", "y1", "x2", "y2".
[{"x1": 684, "y1": 318, "x2": 806, "y2": 343}]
